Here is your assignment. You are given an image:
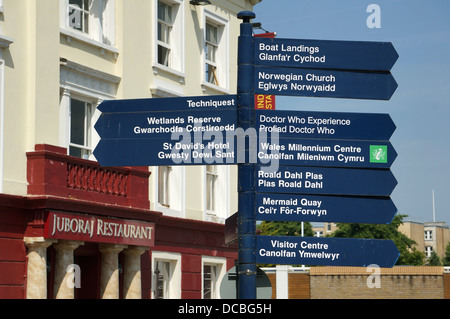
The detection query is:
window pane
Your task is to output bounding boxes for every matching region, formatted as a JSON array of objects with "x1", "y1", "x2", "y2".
[
  {"x1": 158, "y1": 2, "x2": 172, "y2": 24},
  {"x1": 203, "y1": 265, "x2": 212, "y2": 299},
  {"x1": 158, "y1": 166, "x2": 171, "y2": 207},
  {"x1": 69, "y1": 0, "x2": 83, "y2": 7},
  {"x1": 69, "y1": 0, "x2": 90, "y2": 34},
  {"x1": 205, "y1": 43, "x2": 216, "y2": 63},
  {"x1": 158, "y1": 45, "x2": 170, "y2": 66},
  {"x1": 70, "y1": 99, "x2": 92, "y2": 159},
  {"x1": 155, "y1": 261, "x2": 170, "y2": 299},
  {"x1": 206, "y1": 64, "x2": 217, "y2": 85},
  {"x1": 70, "y1": 99, "x2": 86, "y2": 146},
  {"x1": 69, "y1": 146, "x2": 82, "y2": 158},
  {"x1": 206, "y1": 23, "x2": 217, "y2": 44},
  {"x1": 158, "y1": 23, "x2": 171, "y2": 43}
]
